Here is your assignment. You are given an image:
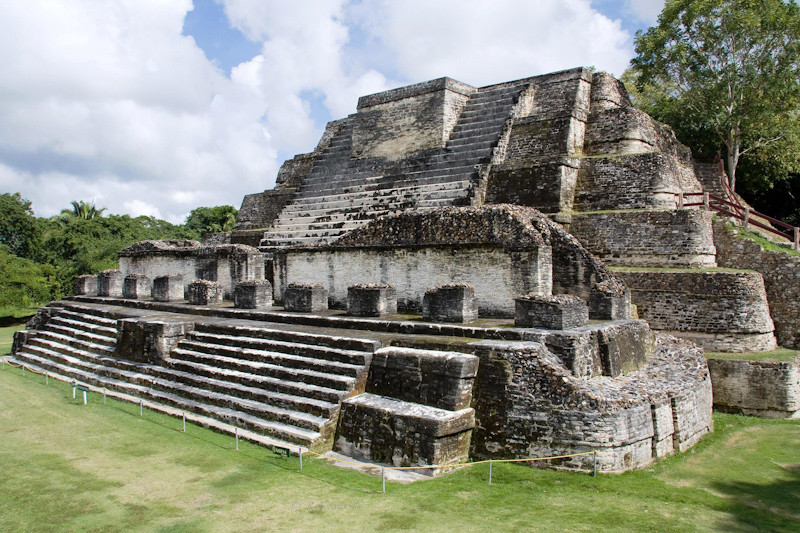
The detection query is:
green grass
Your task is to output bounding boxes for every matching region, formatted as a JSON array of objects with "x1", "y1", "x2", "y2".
[
  {"x1": 729, "y1": 224, "x2": 800, "y2": 258},
  {"x1": 706, "y1": 347, "x2": 800, "y2": 363},
  {"x1": 2, "y1": 328, "x2": 800, "y2": 532}
]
